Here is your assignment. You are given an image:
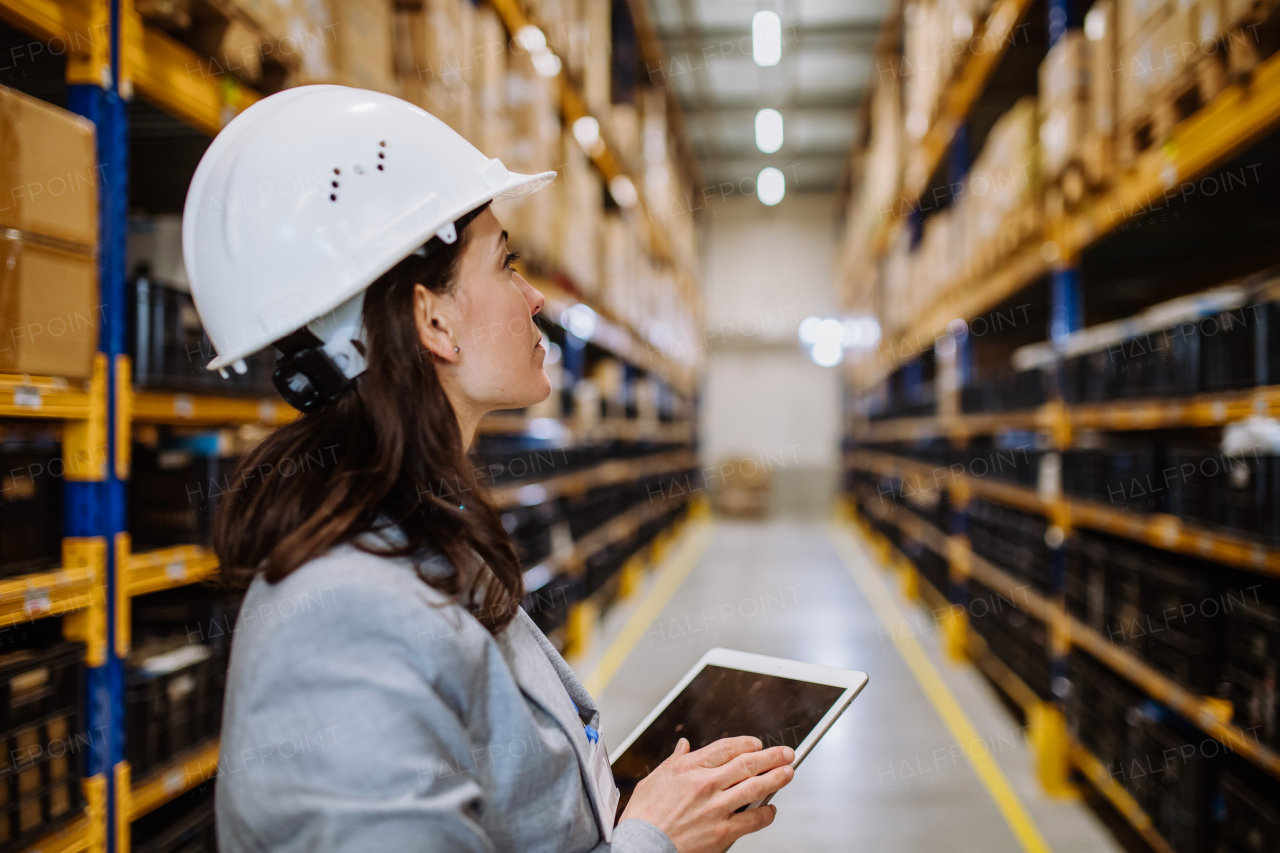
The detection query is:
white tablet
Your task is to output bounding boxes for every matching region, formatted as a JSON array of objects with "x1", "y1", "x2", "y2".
[{"x1": 609, "y1": 648, "x2": 868, "y2": 814}]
